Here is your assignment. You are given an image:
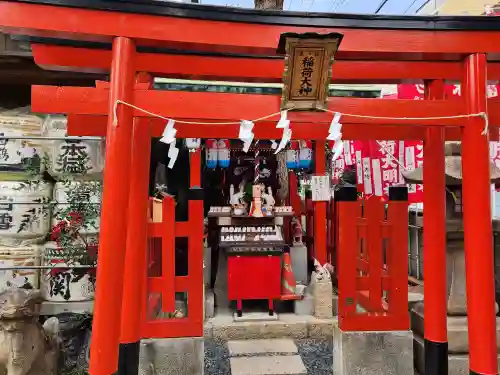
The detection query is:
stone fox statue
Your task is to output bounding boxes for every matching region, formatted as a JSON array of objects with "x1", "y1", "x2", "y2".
[{"x1": 0, "y1": 289, "x2": 60, "y2": 375}]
